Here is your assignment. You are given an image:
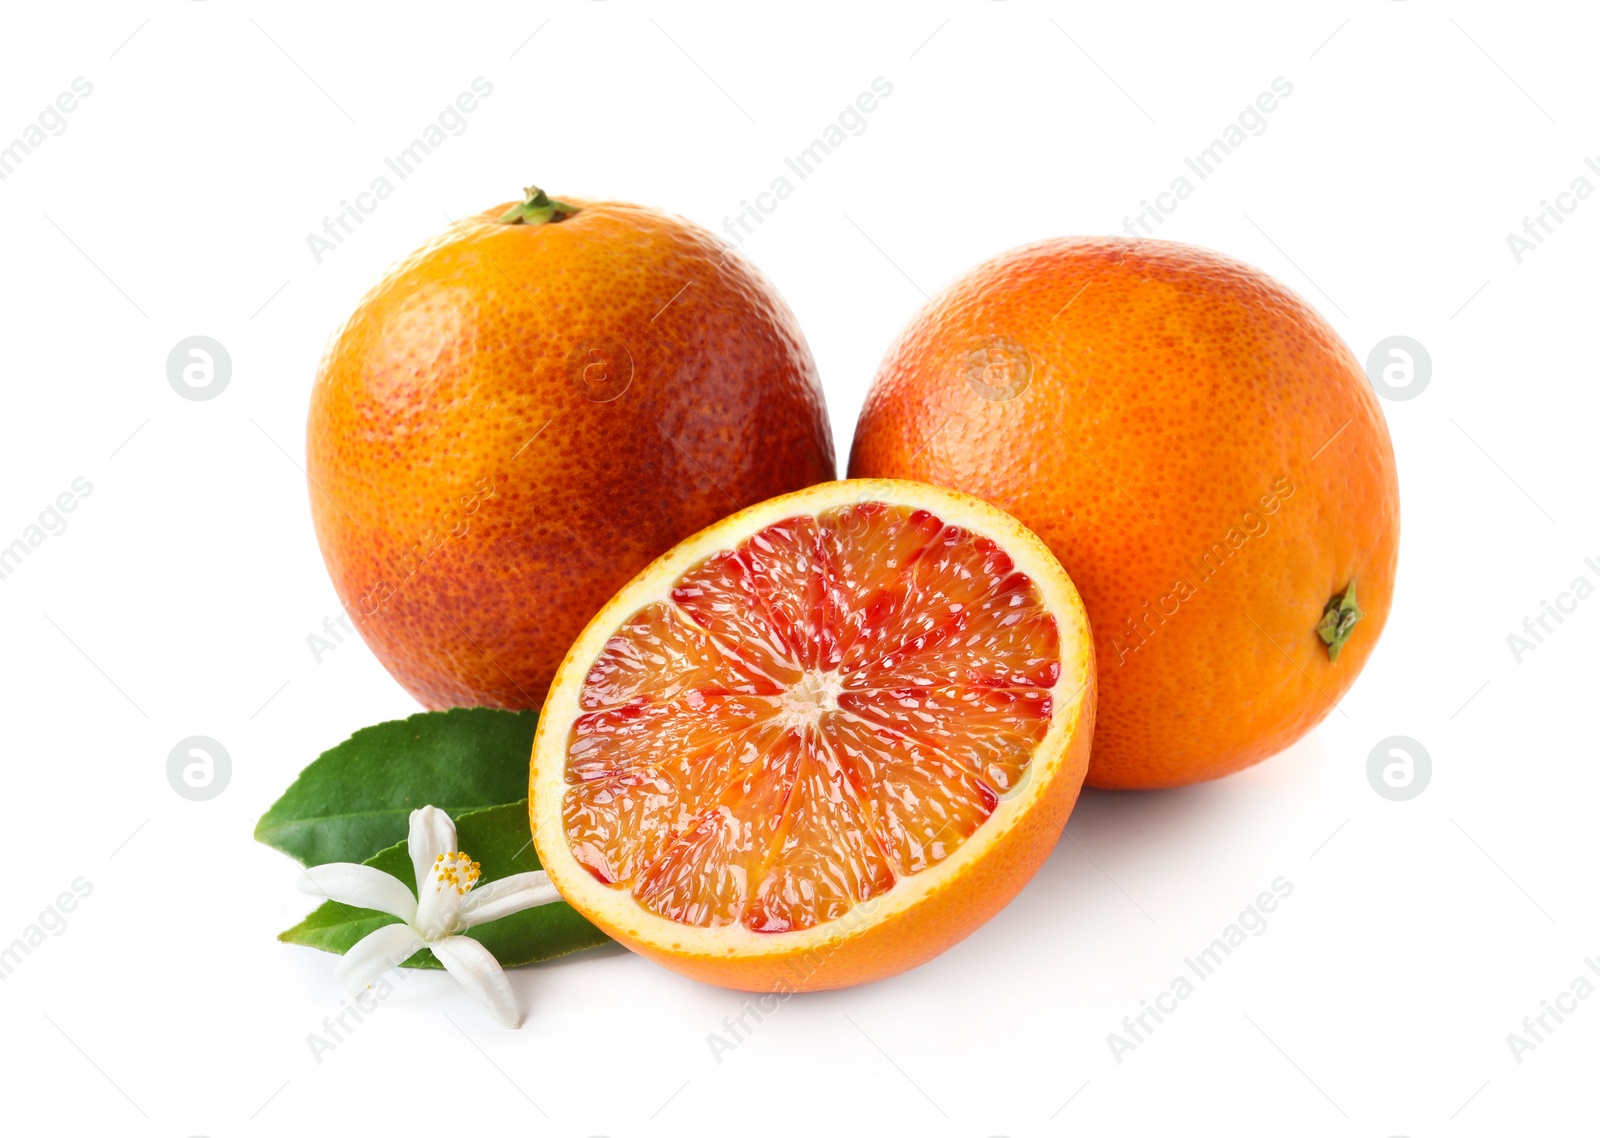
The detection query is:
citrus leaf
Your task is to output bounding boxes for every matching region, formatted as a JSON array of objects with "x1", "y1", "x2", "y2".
[
  {"x1": 279, "y1": 801, "x2": 609, "y2": 968},
  {"x1": 254, "y1": 708, "x2": 537, "y2": 866}
]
